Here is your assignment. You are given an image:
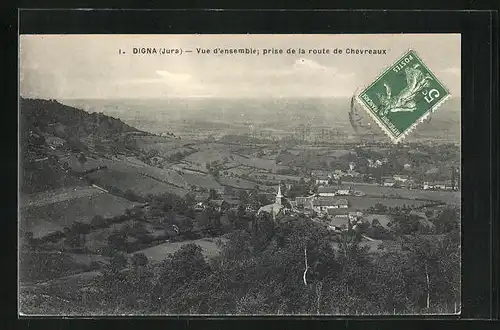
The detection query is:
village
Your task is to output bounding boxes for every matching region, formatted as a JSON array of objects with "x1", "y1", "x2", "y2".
[{"x1": 19, "y1": 98, "x2": 461, "y2": 314}]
